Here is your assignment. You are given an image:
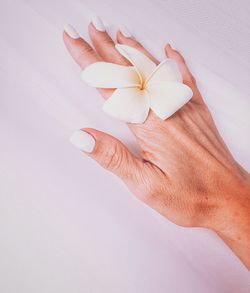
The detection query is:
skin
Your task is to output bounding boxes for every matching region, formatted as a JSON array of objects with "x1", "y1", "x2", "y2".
[{"x1": 63, "y1": 23, "x2": 250, "y2": 269}]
